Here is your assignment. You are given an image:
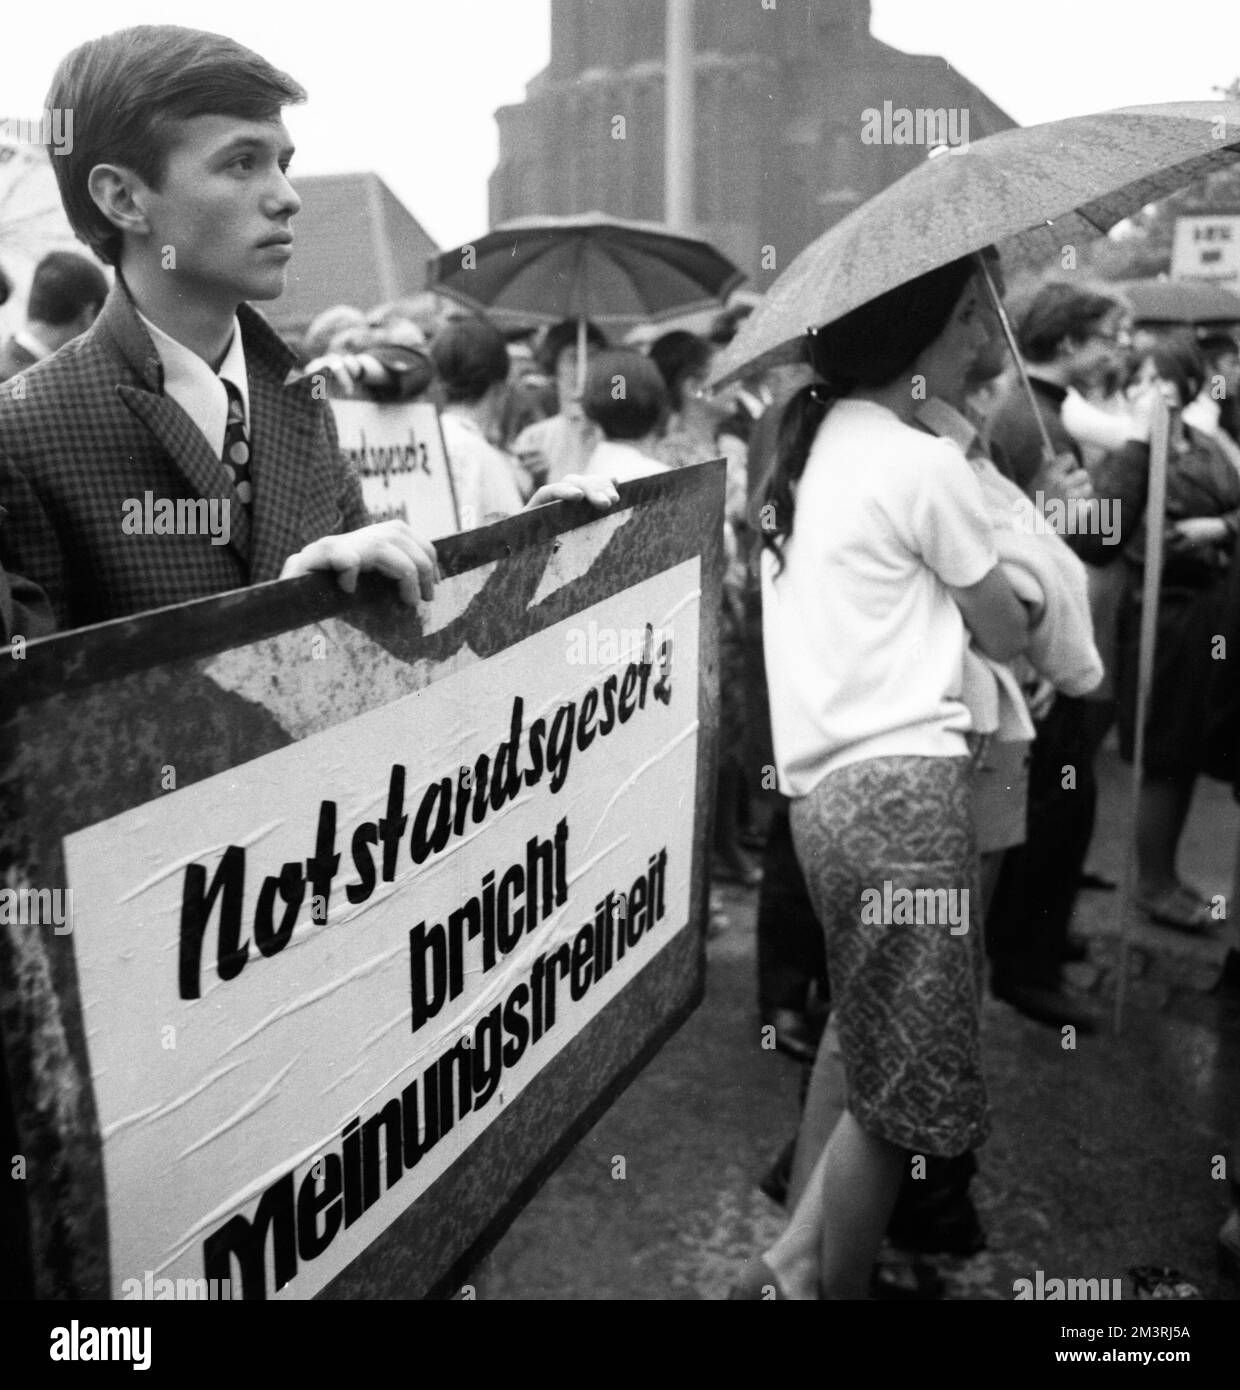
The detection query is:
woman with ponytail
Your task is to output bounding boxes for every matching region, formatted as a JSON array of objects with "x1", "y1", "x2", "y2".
[{"x1": 735, "y1": 255, "x2": 1031, "y2": 1299}]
